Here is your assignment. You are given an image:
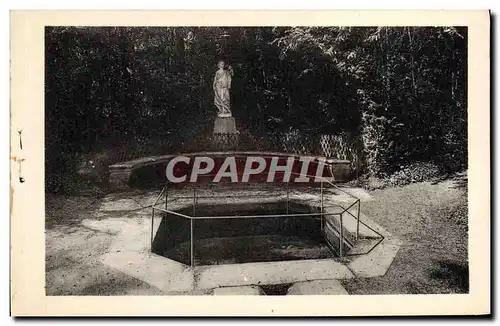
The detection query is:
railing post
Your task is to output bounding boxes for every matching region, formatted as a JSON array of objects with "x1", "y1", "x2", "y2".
[
  {"x1": 339, "y1": 212, "x2": 344, "y2": 257},
  {"x1": 150, "y1": 186, "x2": 166, "y2": 252},
  {"x1": 165, "y1": 182, "x2": 168, "y2": 210},
  {"x1": 191, "y1": 187, "x2": 196, "y2": 268},
  {"x1": 151, "y1": 207, "x2": 155, "y2": 250},
  {"x1": 320, "y1": 179, "x2": 324, "y2": 232},
  {"x1": 193, "y1": 186, "x2": 196, "y2": 216},
  {"x1": 165, "y1": 183, "x2": 168, "y2": 247},
  {"x1": 286, "y1": 182, "x2": 290, "y2": 214},
  {"x1": 356, "y1": 199, "x2": 360, "y2": 241}
]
